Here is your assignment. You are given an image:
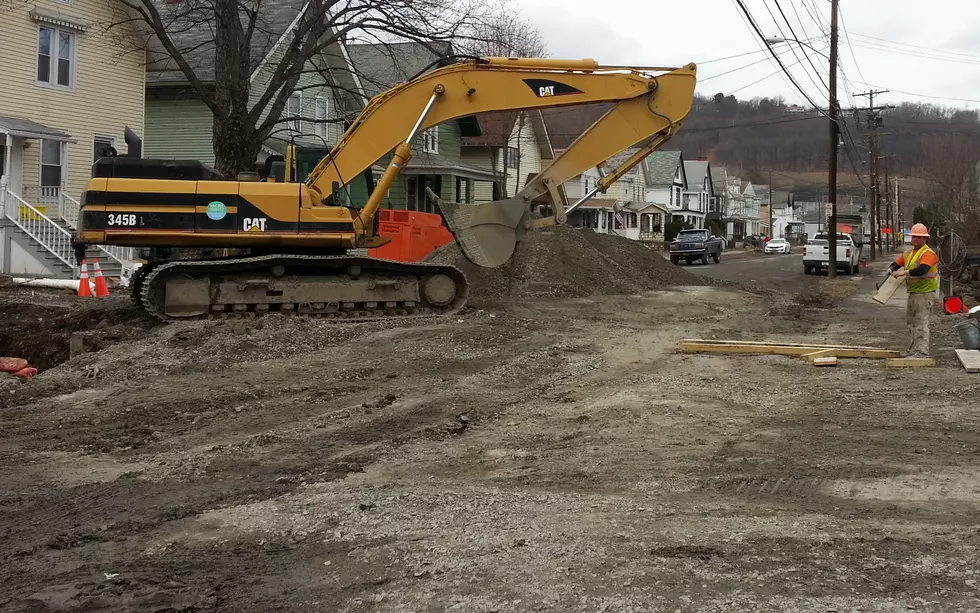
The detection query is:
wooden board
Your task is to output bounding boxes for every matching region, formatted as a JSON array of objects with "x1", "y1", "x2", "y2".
[
  {"x1": 954, "y1": 349, "x2": 980, "y2": 373},
  {"x1": 813, "y1": 357, "x2": 838, "y2": 367},
  {"x1": 873, "y1": 275, "x2": 904, "y2": 305},
  {"x1": 885, "y1": 357, "x2": 935, "y2": 368},
  {"x1": 681, "y1": 339, "x2": 883, "y2": 351},
  {"x1": 801, "y1": 349, "x2": 837, "y2": 362},
  {"x1": 680, "y1": 342, "x2": 898, "y2": 359}
]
